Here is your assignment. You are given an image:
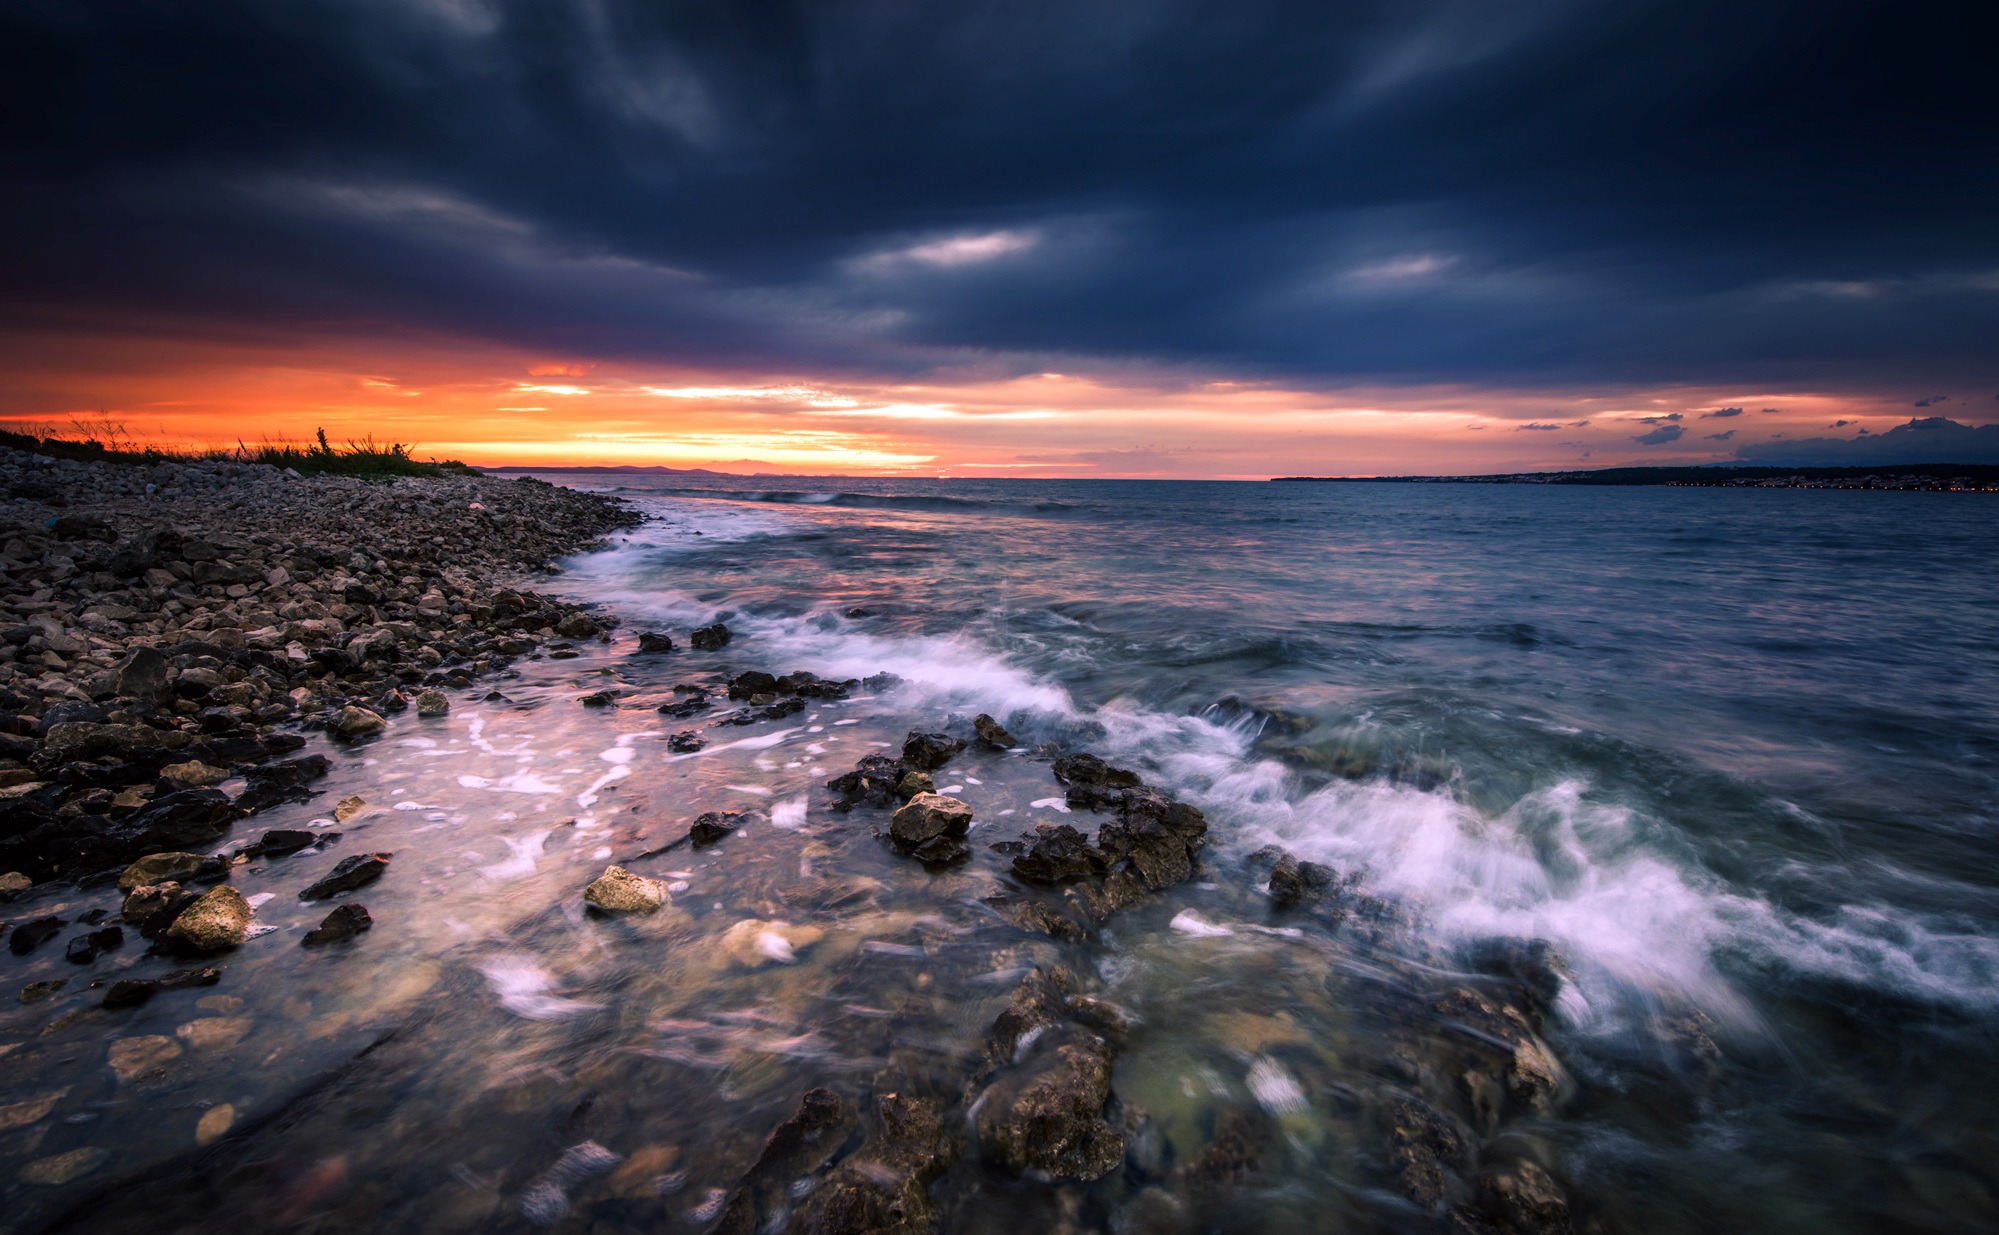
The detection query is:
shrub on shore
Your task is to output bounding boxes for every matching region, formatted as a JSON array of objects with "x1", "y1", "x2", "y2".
[{"x1": 0, "y1": 421, "x2": 479, "y2": 479}]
